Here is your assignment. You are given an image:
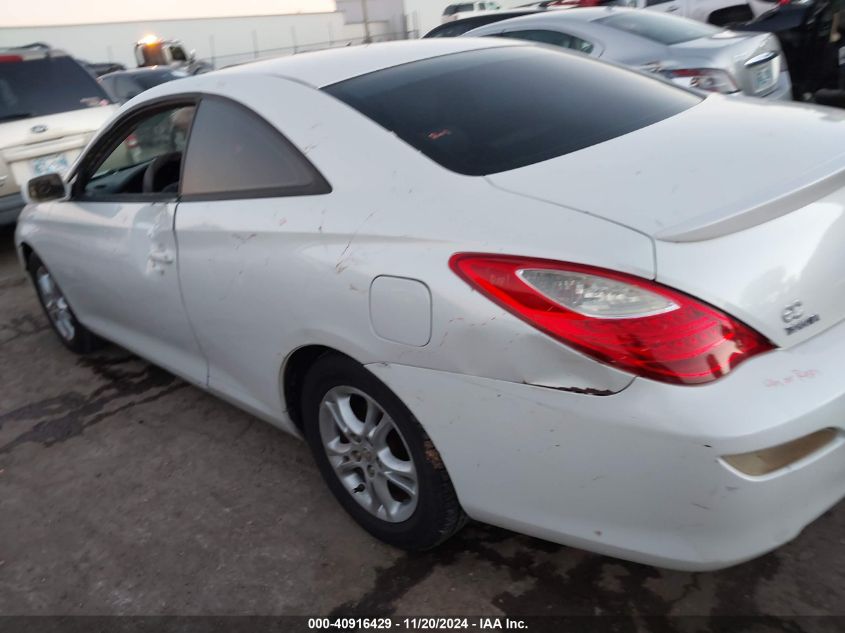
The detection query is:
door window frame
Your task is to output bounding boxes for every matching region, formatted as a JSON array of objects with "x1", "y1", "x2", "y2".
[
  {"x1": 71, "y1": 94, "x2": 200, "y2": 203},
  {"x1": 499, "y1": 26, "x2": 605, "y2": 57},
  {"x1": 178, "y1": 95, "x2": 332, "y2": 203},
  {"x1": 70, "y1": 92, "x2": 332, "y2": 204}
]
